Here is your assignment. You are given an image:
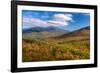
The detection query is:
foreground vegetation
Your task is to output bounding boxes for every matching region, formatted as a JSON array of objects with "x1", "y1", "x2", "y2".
[{"x1": 22, "y1": 35, "x2": 90, "y2": 62}]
